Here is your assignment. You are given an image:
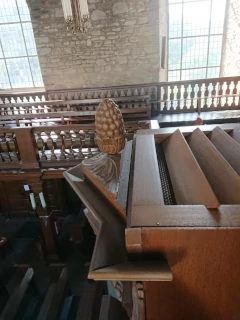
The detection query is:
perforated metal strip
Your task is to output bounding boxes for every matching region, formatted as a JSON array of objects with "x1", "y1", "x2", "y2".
[{"x1": 156, "y1": 144, "x2": 176, "y2": 205}]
